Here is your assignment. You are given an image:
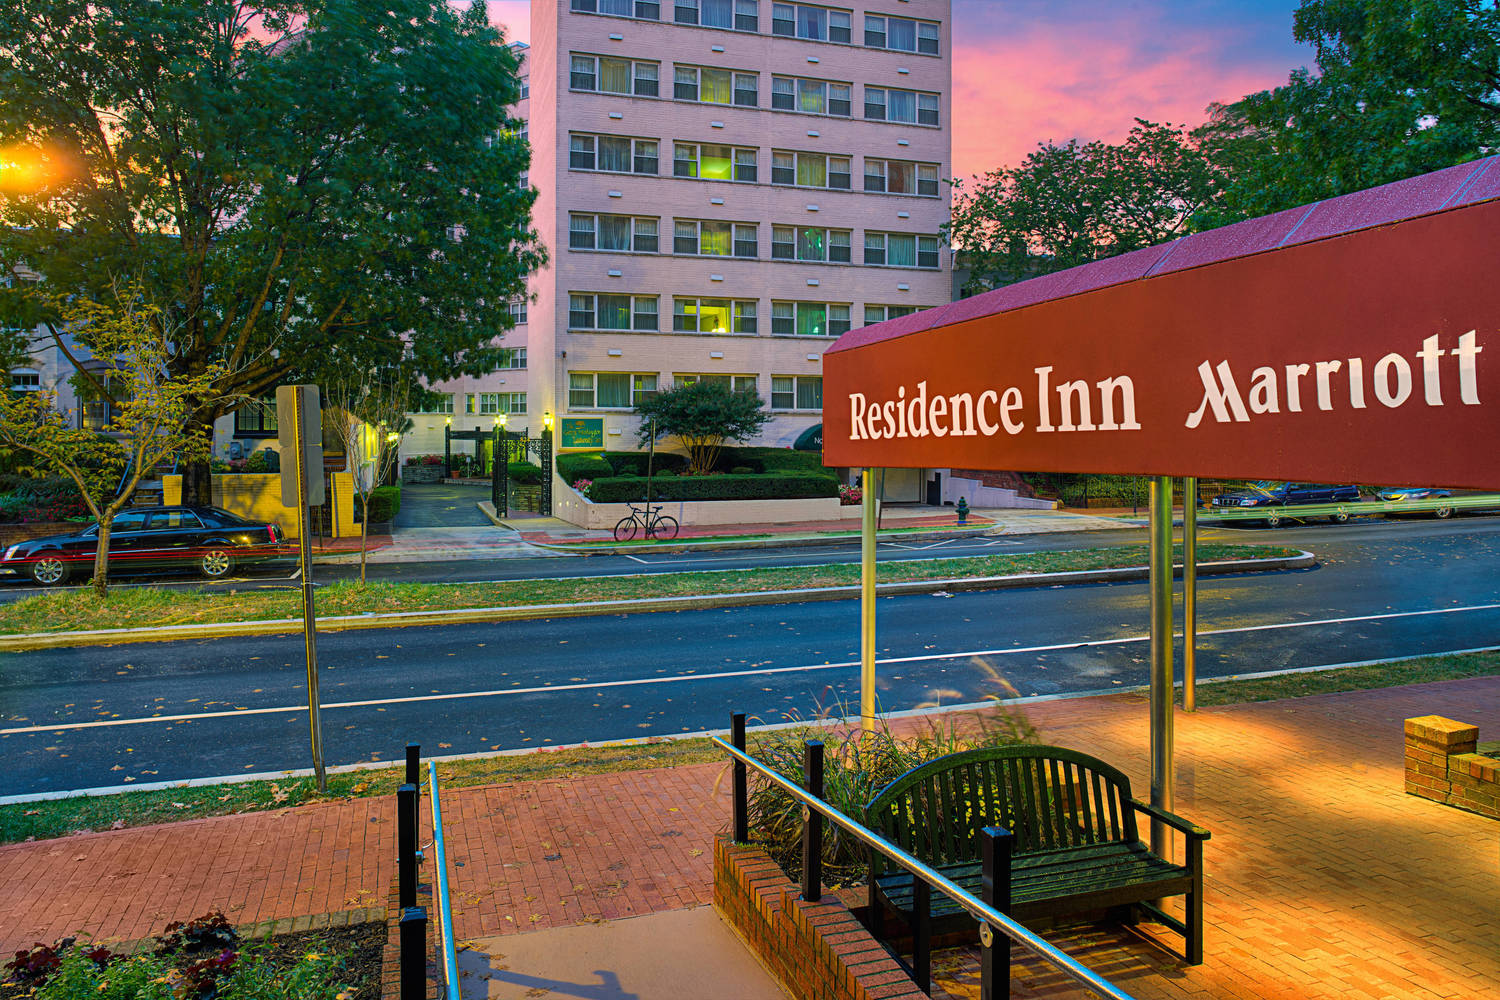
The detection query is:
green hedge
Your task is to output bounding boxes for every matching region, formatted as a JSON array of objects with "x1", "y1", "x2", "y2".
[
  {"x1": 717, "y1": 447, "x2": 831, "y2": 474},
  {"x1": 601, "y1": 450, "x2": 689, "y2": 476},
  {"x1": 357, "y1": 484, "x2": 403, "y2": 523},
  {"x1": 556, "y1": 452, "x2": 613, "y2": 482},
  {"x1": 587, "y1": 472, "x2": 838, "y2": 503},
  {"x1": 507, "y1": 460, "x2": 544, "y2": 484}
]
